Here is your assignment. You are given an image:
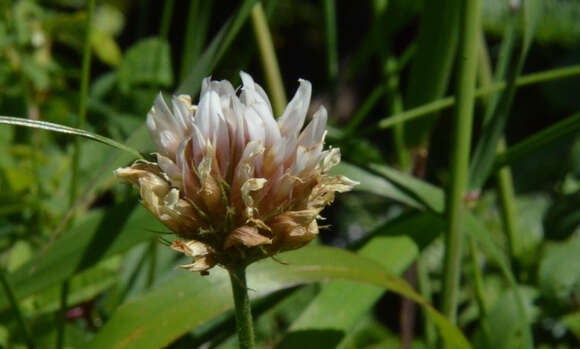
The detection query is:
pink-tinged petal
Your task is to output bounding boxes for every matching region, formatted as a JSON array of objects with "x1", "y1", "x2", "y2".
[
  {"x1": 278, "y1": 79, "x2": 312, "y2": 137},
  {"x1": 190, "y1": 124, "x2": 207, "y2": 165},
  {"x1": 298, "y1": 106, "x2": 328, "y2": 149}
]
